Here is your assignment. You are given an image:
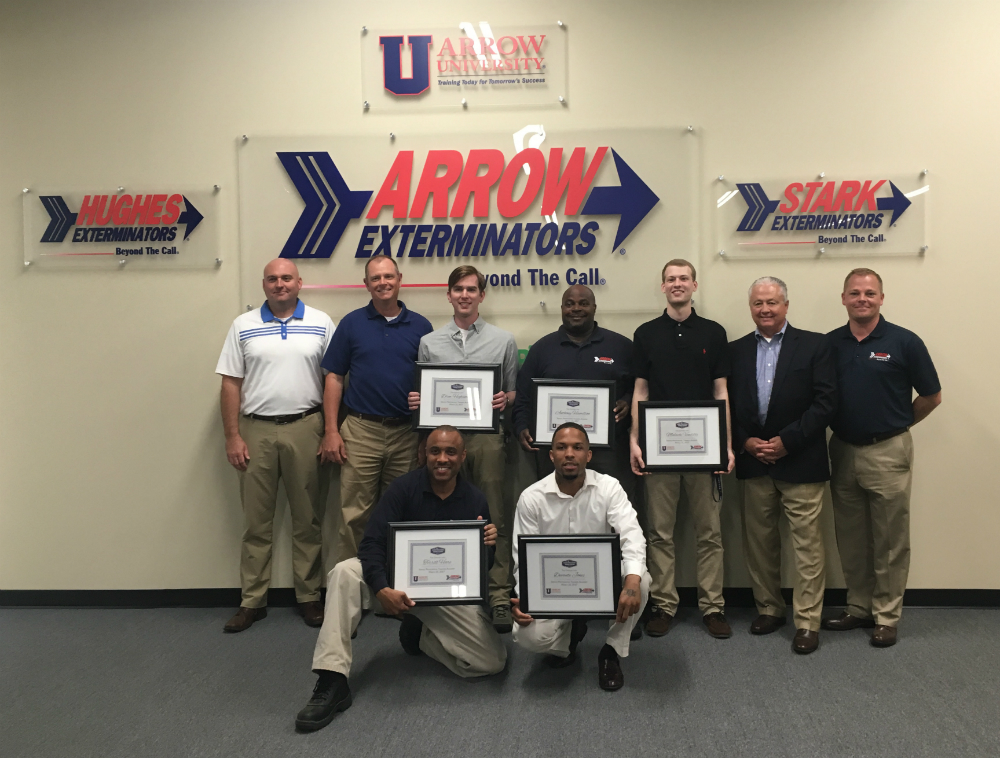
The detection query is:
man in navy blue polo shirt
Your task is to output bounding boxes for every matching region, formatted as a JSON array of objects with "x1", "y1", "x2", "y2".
[
  {"x1": 319, "y1": 255, "x2": 433, "y2": 558},
  {"x1": 512, "y1": 284, "x2": 635, "y2": 501},
  {"x1": 822, "y1": 268, "x2": 941, "y2": 648}
]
